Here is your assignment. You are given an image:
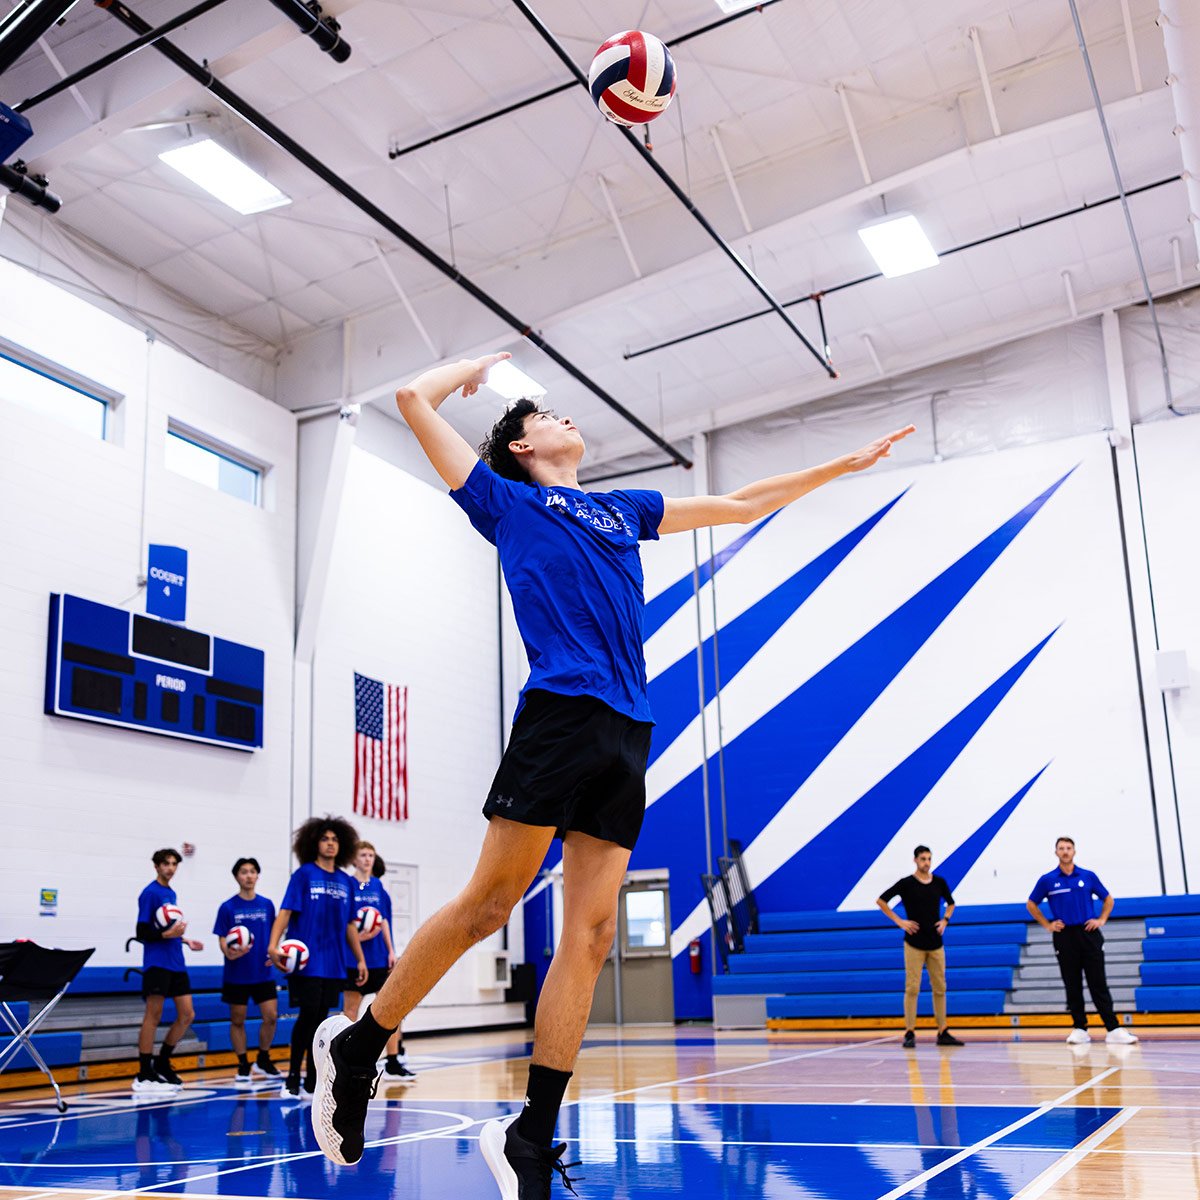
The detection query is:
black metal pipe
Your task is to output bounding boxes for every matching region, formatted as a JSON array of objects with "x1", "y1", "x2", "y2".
[
  {"x1": 98, "y1": 0, "x2": 691, "y2": 468},
  {"x1": 265, "y1": 0, "x2": 349, "y2": 64},
  {"x1": 580, "y1": 459, "x2": 679, "y2": 485},
  {"x1": 0, "y1": 0, "x2": 81, "y2": 76},
  {"x1": 0, "y1": 158, "x2": 60, "y2": 210},
  {"x1": 389, "y1": 0, "x2": 786, "y2": 162},
  {"x1": 509, "y1": 0, "x2": 836, "y2": 380},
  {"x1": 624, "y1": 174, "x2": 1184, "y2": 360},
  {"x1": 16, "y1": 0, "x2": 231, "y2": 113}
]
